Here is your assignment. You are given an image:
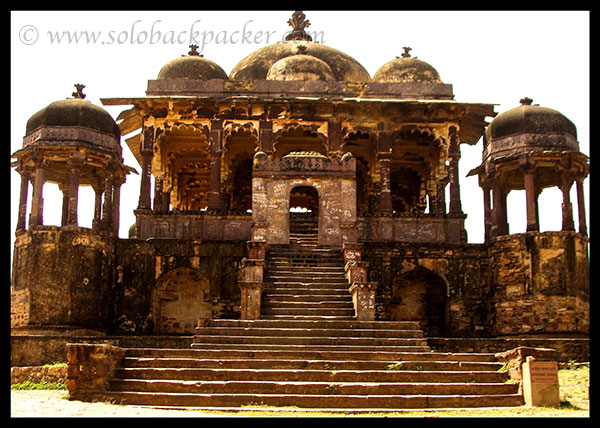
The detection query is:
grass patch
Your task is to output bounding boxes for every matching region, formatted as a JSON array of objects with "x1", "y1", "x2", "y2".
[{"x1": 11, "y1": 381, "x2": 67, "y2": 391}]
